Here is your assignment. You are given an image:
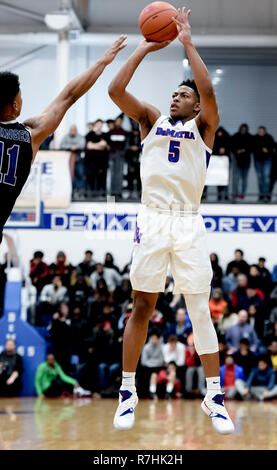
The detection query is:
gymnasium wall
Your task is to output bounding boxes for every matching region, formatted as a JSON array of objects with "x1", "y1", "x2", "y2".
[
  {"x1": 1, "y1": 202, "x2": 277, "y2": 275},
  {"x1": 8, "y1": 40, "x2": 277, "y2": 139}
]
